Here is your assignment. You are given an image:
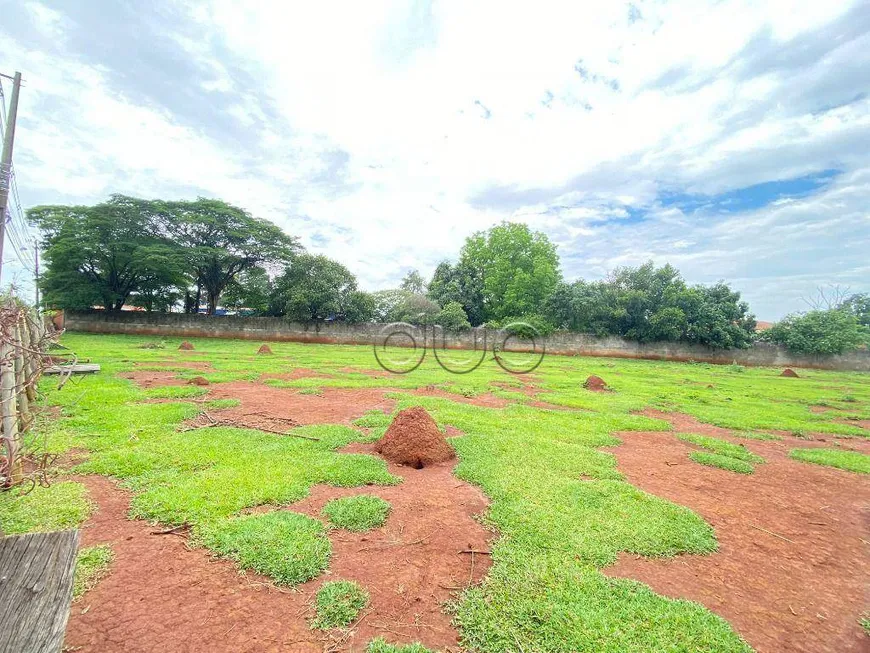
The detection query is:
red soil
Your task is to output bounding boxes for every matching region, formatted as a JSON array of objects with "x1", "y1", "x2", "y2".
[
  {"x1": 781, "y1": 368, "x2": 799, "y2": 378},
  {"x1": 178, "y1": 341, "x2": 195, "y2": 351},
  {"x1": 605, "y1": 411, "x2": 870, "y2": 653},
  {"x1": 187, "y1": 376, "x2": 210, "y2": 386},
  {"x1": 64, "y1": 447, "x2": 491, "y2": 651},
  {"x1": 207, "y1": 383, "x2": 399, "y2": 427},
  {"x1": 584, "y1": 375, "x2": 609, "y2": 391},
  {"x1": 375, "y1": 407, "x2": 456, "y2": 468},
  {"x1": 257, "y1": 344, "x2": 273, "y2": 355},
  {"x1": 120, "y1": 371, "x2": 187, "y2": 388}
]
